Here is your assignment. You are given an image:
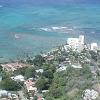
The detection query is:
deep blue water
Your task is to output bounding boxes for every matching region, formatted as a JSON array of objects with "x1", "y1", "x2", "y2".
[{"x1": 0, "y1": 0, "x2": 100, "y2": 62}]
